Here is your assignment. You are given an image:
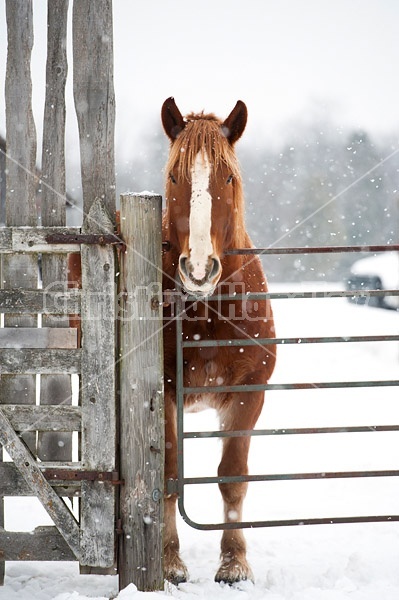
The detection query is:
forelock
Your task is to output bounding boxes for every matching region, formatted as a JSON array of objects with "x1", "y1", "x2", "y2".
[{"x1": 165, "y1": 114, "x2": 241, "y2": 181}]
